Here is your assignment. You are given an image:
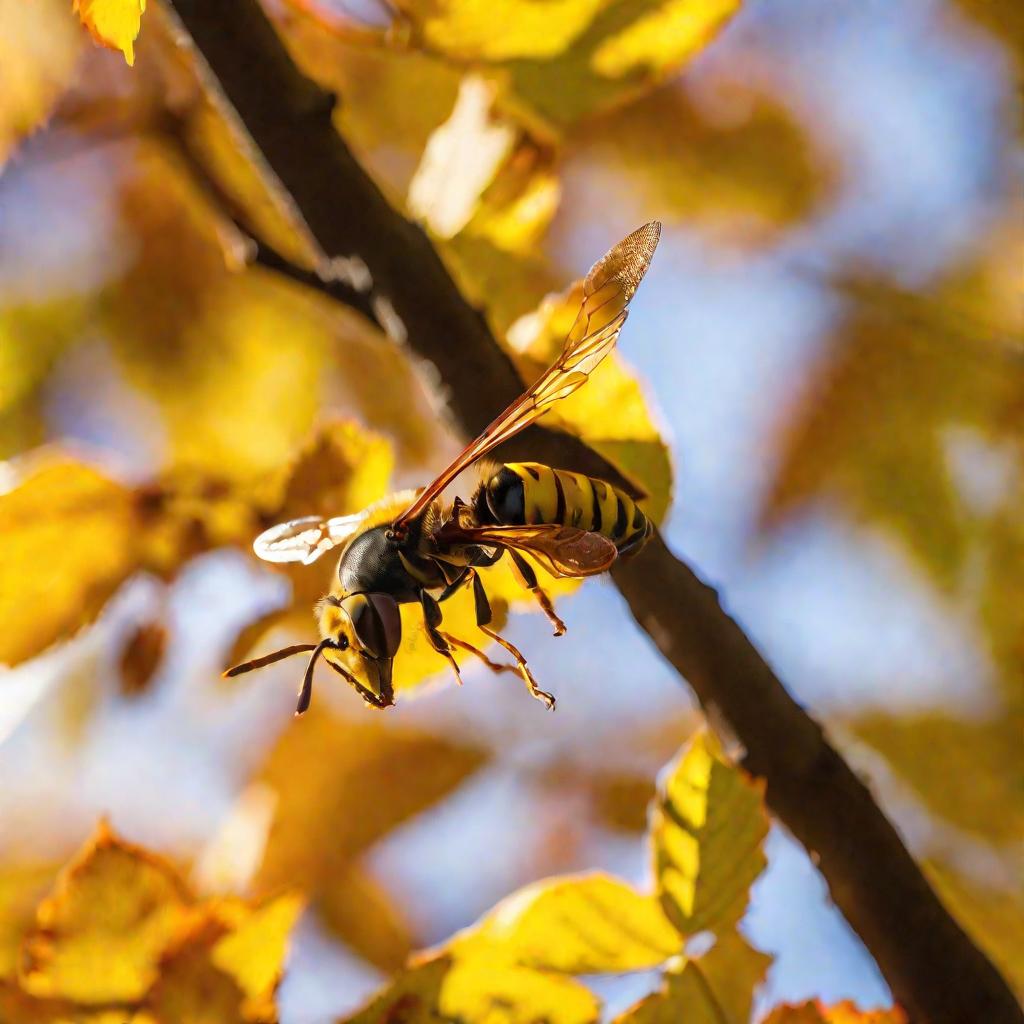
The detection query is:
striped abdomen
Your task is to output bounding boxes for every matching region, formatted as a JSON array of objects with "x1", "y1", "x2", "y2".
[{"x1": 482, "y1": 462, "x2": 650, "y2": 554}]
